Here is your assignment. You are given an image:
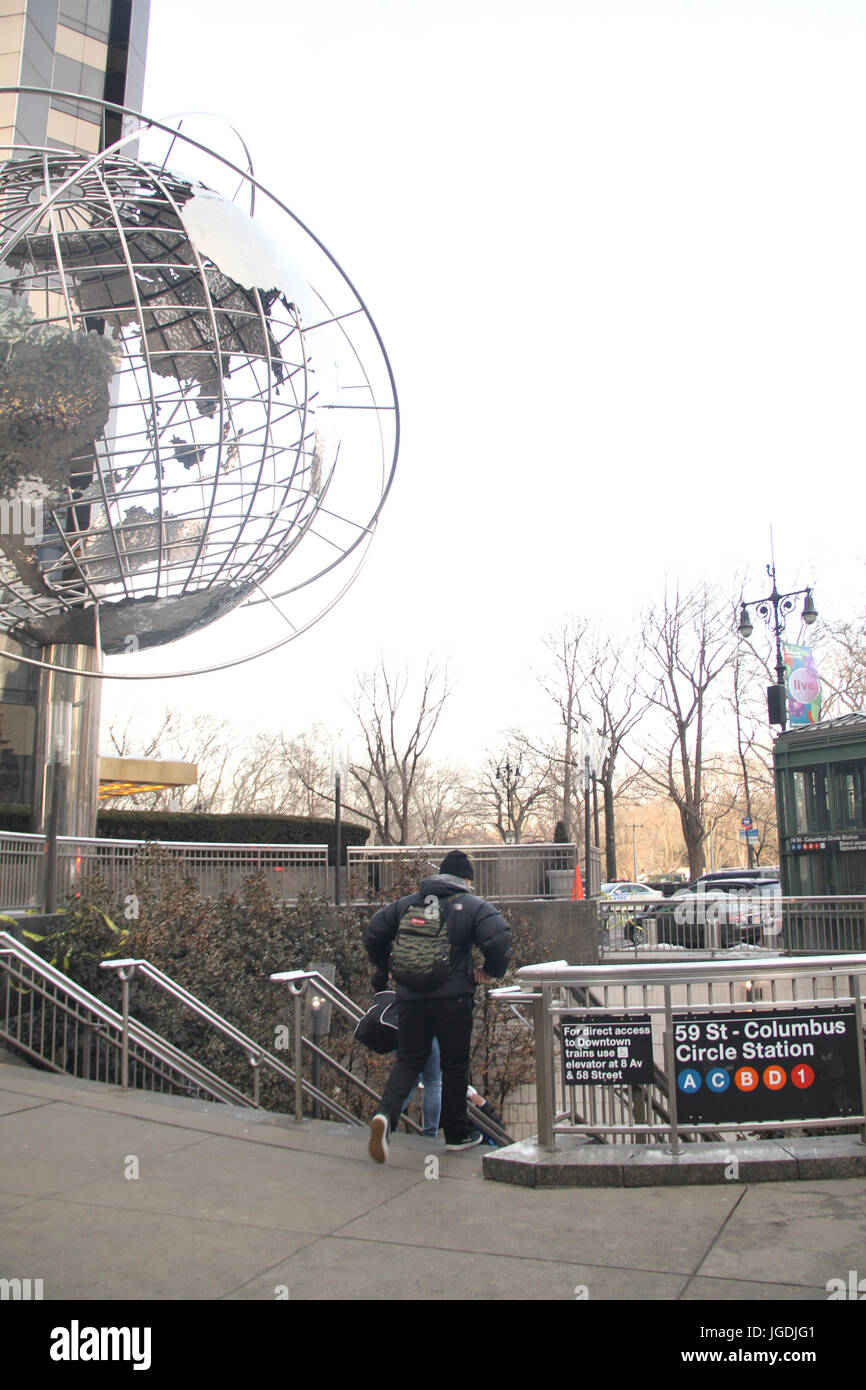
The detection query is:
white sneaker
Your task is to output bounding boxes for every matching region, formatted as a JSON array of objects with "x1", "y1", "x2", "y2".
[
  {"x1": 369, "y1": 1113, "x2": 390, "y2": 1164},
  {"x1": 445, "y1": 1133, "x2": 484, "y2": 1153}
]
